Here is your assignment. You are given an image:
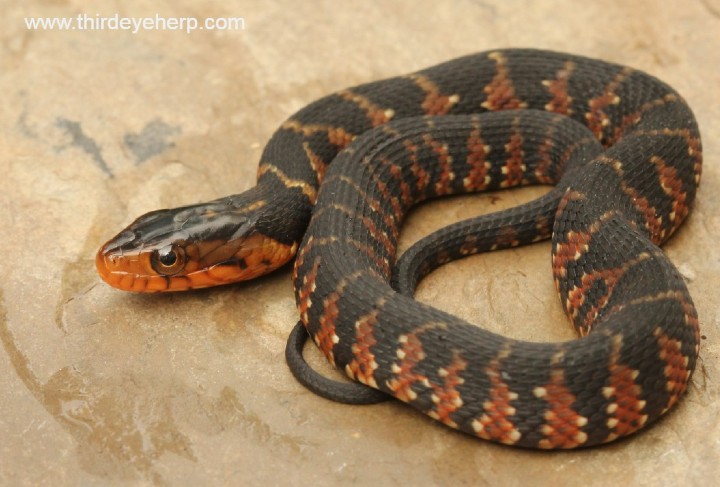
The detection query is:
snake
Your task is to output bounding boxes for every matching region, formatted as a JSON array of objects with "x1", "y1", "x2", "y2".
[{"x1": 96, "y1": 49, "x2": 702, "y2": 449}]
